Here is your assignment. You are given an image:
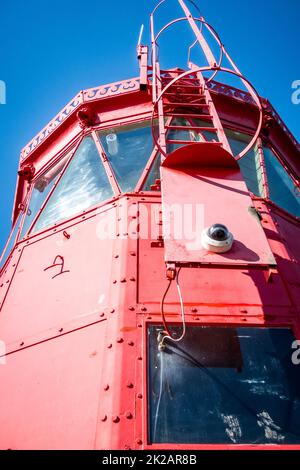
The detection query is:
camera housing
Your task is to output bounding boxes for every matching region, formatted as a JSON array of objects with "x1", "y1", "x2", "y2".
[{"x1": 201, "y1": 223, "x2": 234, "y2": 253}]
